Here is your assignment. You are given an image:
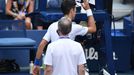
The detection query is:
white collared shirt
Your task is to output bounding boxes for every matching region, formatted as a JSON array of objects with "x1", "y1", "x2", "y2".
[{"x1": 44, "y1": 38, "x2": 86, "y2": 75}]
